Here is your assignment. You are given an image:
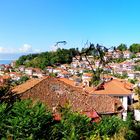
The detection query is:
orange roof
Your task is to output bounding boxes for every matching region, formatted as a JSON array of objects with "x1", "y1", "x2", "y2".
[
  {"x1": 55, "y1": 68, "x2": 63, "y2": 71},
  {"x1": 13, "y1": 77, "x2": 47, "y2": 94},
  {"x1": 10, "y1": 72, "x2": 17, "y2": 74},
  {"x1": 25, "y1": 67, "x2": 34, "y2": 70},
  {"x1": 47, "y1": 66, "x2": 53, "y2": 68},
  {"x1": 101, "y1": 74, "x2": 113, "y2": 79},
  {"x1": 123, "y1": 50, "x2": 131, "y2": 54},
  {"x1": 33, "y1": 68, "x2": 42, "y2": 71},
  {"x1": 0, "y1": 75, "x2": 10, "y2": 79},
  {"x1": 10, "y1": 72, "x2": 22, "y2": 77},
  {"x1": 93, "y1": 79, "x2": 133, "y2": 95},
  {"x1": 84, "y1": 87, "x2": 95, "y2": 94},
  {"x1": 83, "y1": 73, "x2": 93, "y2": 77},
  {"x1": 62, "y1": 64, "x2": 69, "y2": 67},
  {"x1": 59, "y1": 78, "x2": 78, "y2": 87},
  {"x1": 61, "y1": 71, "x2": 70, "y2": 75}
]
